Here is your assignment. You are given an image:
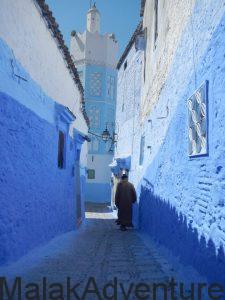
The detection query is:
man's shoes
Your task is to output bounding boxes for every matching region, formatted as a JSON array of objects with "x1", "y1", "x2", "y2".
[
  {"x1": 120, "y1": 225, "x2": 127, "y2": 231},
  {"x1": 115, "y1": 219, "x2": 120, "y2": 225}
]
